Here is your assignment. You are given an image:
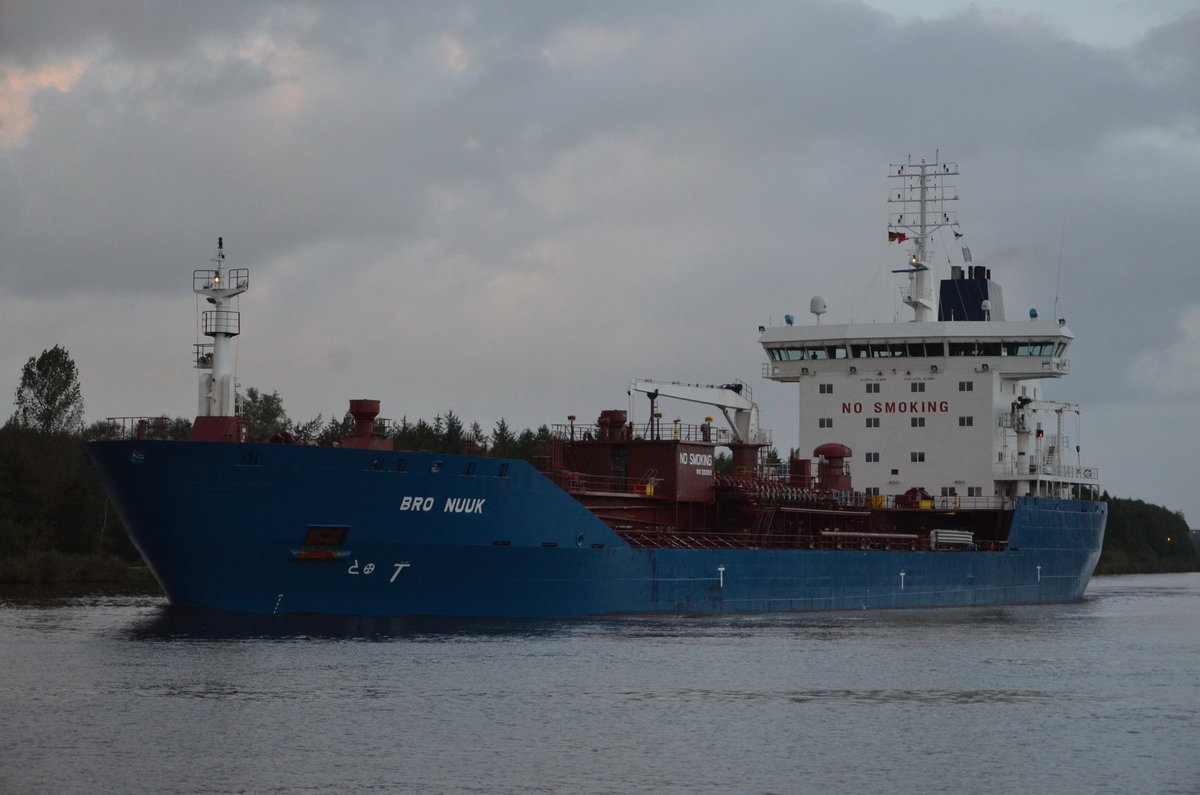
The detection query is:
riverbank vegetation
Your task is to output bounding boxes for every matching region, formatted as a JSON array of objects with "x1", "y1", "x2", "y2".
[
  {"x1": 2, "y1": 347, "x2": 1197, "y2": 584},
  {"x1": 1094, "y1": 496, "x2": 1197, "y2": 575}
]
